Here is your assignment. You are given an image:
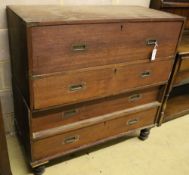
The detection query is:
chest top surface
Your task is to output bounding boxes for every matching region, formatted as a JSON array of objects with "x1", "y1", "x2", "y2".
[{"x1": 7, "y1": 5, "x2": 184, "y2": 26}]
